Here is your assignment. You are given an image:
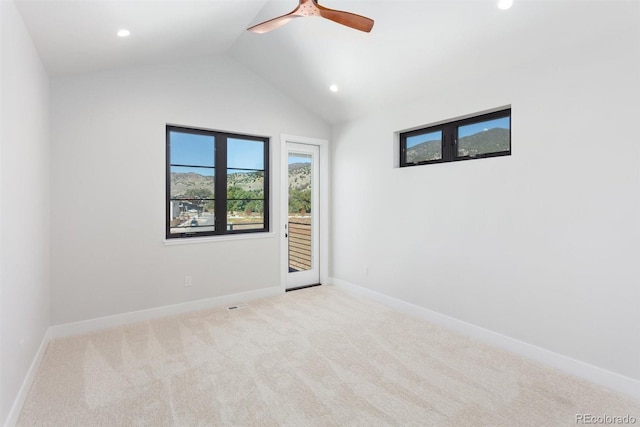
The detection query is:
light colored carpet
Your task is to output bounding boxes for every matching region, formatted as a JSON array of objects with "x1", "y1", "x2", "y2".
[{"x1": 18, "y1": 285, "x2": 640, "y2": 426}]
